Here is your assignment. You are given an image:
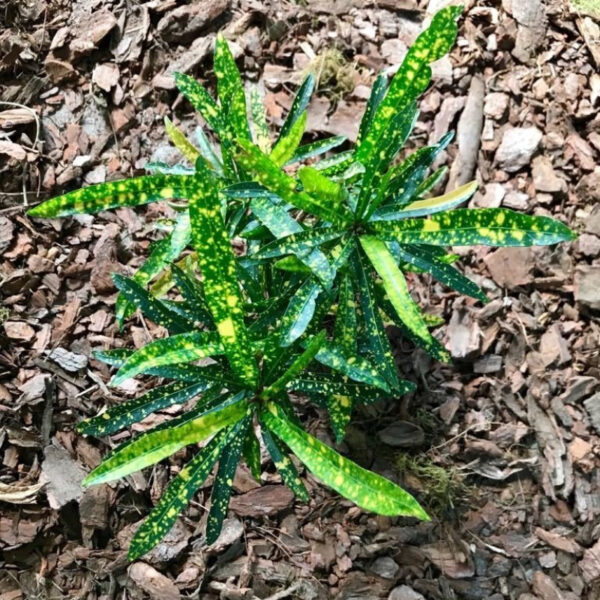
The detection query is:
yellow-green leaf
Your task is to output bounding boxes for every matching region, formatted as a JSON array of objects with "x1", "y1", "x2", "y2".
[
  {"x1": 261, "y1": 402, "x2": 428, "y2": 518},
  {"x1": 370, "y1": 208, "x2": 577, "y2": 247},
  {"x1": 360, "y1": 236, "x2": 450, "y2": 362},
  {"x1": 27, "y1": 174, "x2": 195, "y2": 218},
  {"x1": 189, "y1": 165, "x2": 259, "y2": 386},
  {"x1": 84, "y1": 395, "x2": 249, "y2": 486}
]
